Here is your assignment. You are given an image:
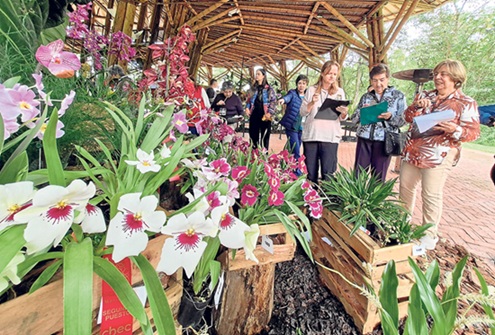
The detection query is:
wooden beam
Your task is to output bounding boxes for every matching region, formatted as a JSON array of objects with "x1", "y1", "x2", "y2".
[
  {"x1": 304, "y1": 2, "x2": 321, "y2": 35},
  {"x1": 289, "y1": 46, "x2": 322, "y2": 69},
  {"x1": 184, "y1": 0, "x2": 229, "y2": 27},
  {"x1": 296, "y1": 40, "x2": 325, "y2": 60},
  {"x1": 287, "y1": 61, "x2": 305, "y2": 81},
  {"x1": 191, "y1": 8, "x2": 234, "y2": 31},
  {"x1": 202, "y1": 29, "x2": 241, "y2": 52},
  {"x1": 311, "y1": 25, "x2": 348, "y2": 45},
  {"x1": 232, "y1": 0, "x2": 244, "y2": 26},
  {"x1": 241, "y1": 15, "x2": 307, "y2": 27},
  {"x1": 317, "y1": 17, "x2": 368, "y2": 50},
  {"x1": 380, "y1": 0, "x2": 420, "y2": 55},
  {"x1": 382, "y1": 1, "x2": 408, "y2": 47},
  {"x1": 320, "y1": 2, "x2": 374, "y2": 48},
  {"x1": 277, "y1": 37, "x2": 301, "y2": 54}
]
